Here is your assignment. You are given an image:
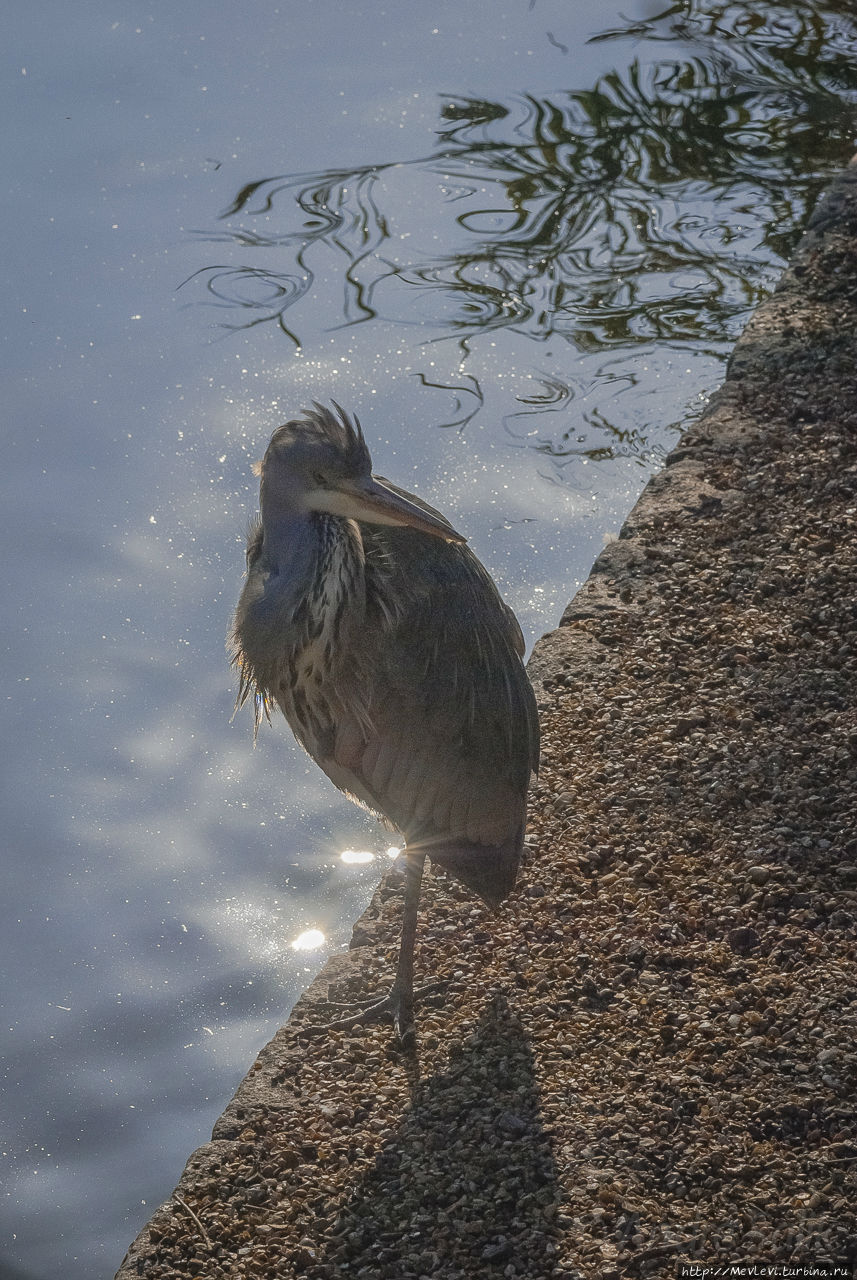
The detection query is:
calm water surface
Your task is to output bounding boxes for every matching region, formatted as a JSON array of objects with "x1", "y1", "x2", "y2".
[{"x1": 2, "y1": 1, "x2": 855, "y2": 1275}]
